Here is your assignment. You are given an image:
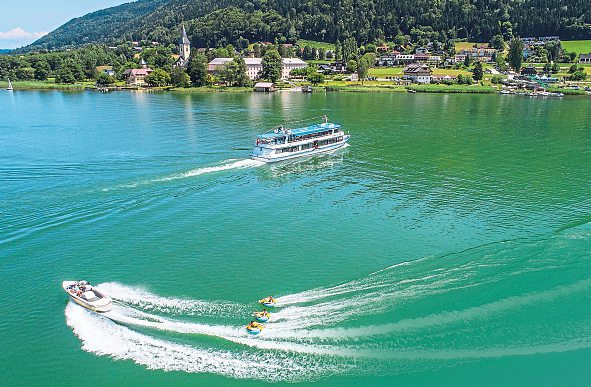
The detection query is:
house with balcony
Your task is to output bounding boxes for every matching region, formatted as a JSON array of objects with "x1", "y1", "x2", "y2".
[{"x1": 403, "y1": 63, "x2": 432, "y2": 84}]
